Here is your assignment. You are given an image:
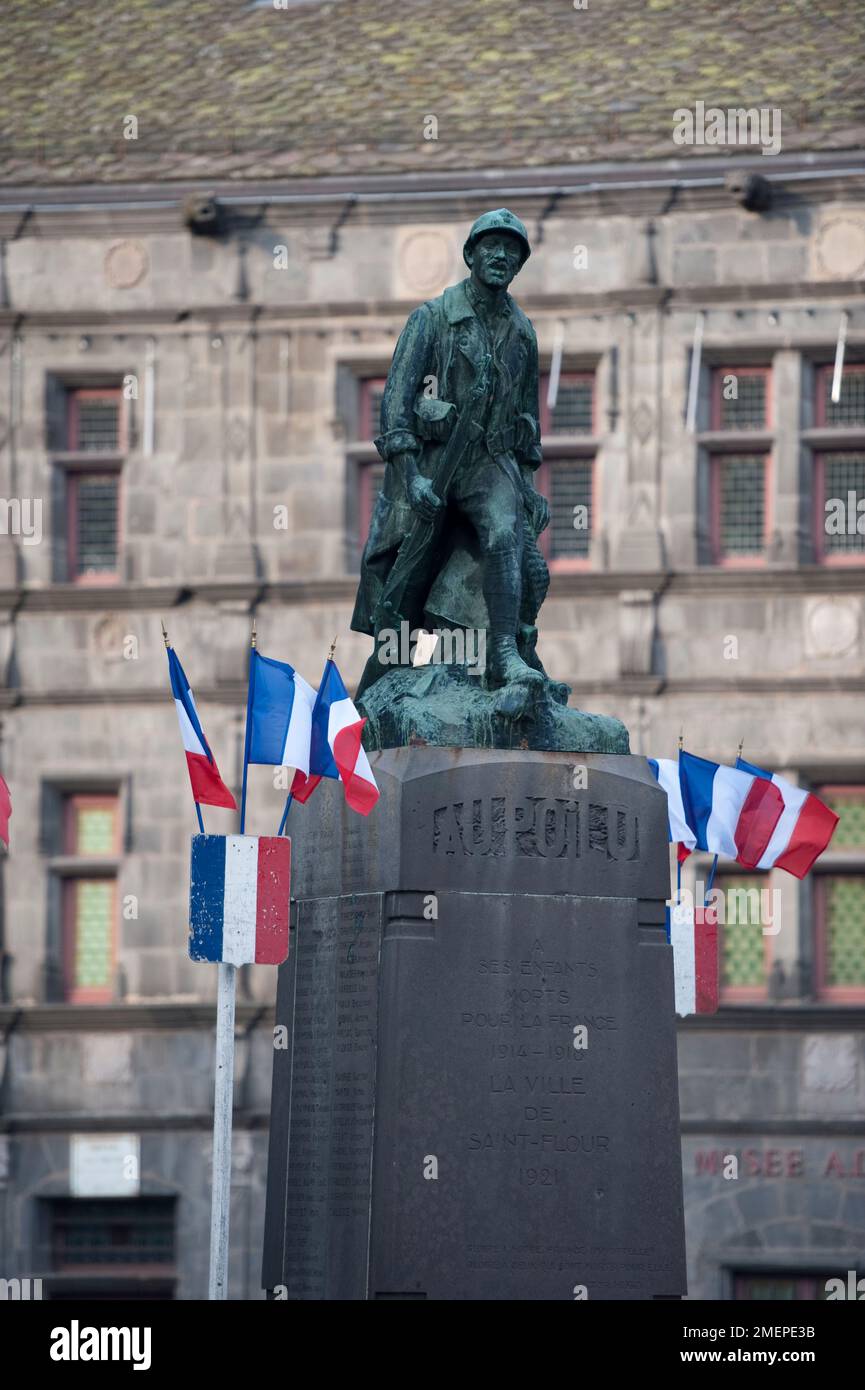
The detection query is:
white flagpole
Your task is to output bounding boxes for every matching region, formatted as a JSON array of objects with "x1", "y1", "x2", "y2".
[
  {"x1": 208, "y1": 622, "x2": 254, "y2": 1300},
  {"x1": 209, "y1": 960, "x2": 237, "y2": 1299},
  {"x1": 546, "y1": 319, "x2": 565, "y2": 411},
  {"x1": 831, "y1": 310, "x2": 848, "y2": 406},
  {"x1": 685, "y1": 312, "x2": 704, "y2": 433}
]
